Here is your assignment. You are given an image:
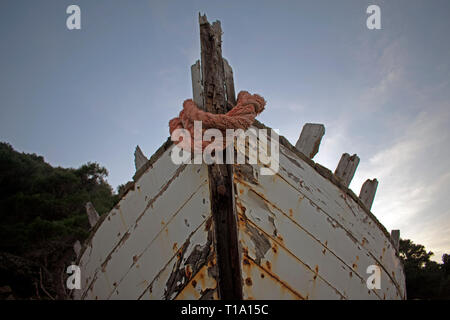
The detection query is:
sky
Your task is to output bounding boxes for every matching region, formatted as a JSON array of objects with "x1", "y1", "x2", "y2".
[{"x1": 0, "y1": 0, "x2": 449, "y2": 262}]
